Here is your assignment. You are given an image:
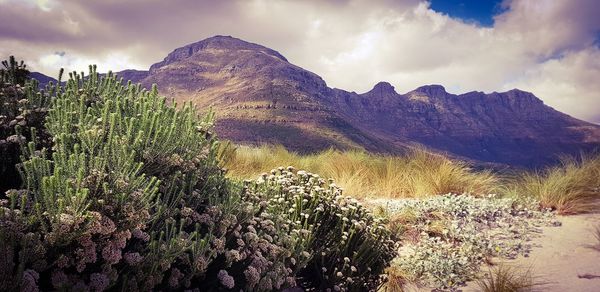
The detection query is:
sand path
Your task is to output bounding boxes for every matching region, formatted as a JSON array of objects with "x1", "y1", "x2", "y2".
[{"x1": 462, "y1": 213, "x2": 600, "y2": 292}]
